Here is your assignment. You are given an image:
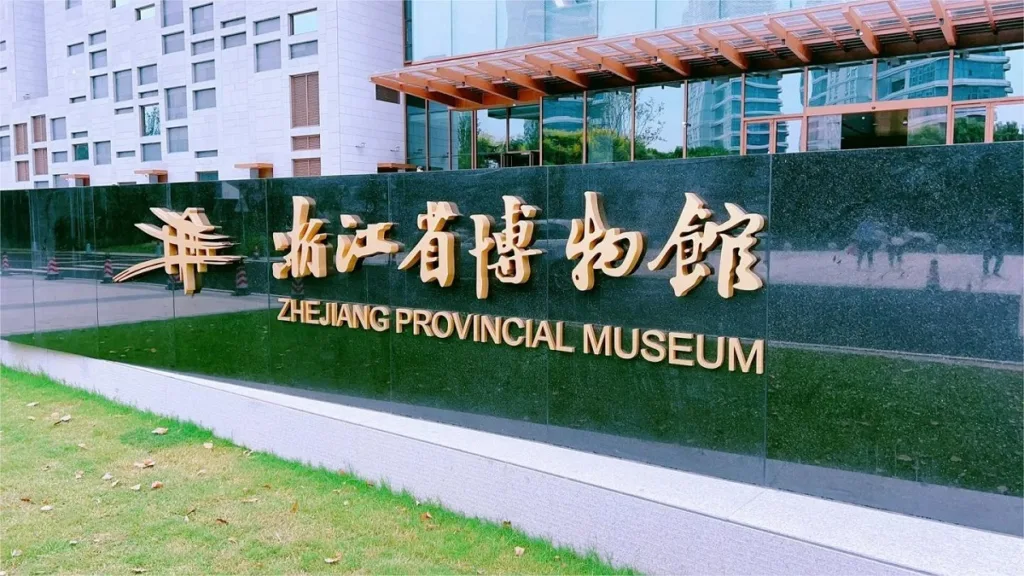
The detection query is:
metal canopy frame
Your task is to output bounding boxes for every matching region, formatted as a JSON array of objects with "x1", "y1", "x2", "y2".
[{"x1": 372, "y1": 0, "x2": 1024, "y2": 110}]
